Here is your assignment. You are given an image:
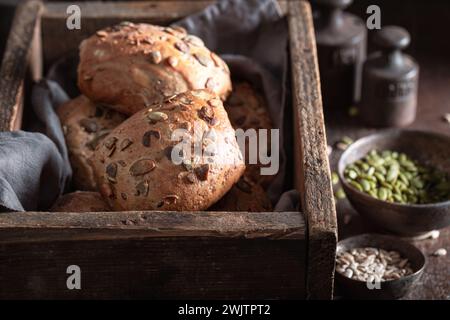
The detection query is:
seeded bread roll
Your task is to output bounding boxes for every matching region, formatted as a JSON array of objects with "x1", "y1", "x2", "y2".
[
  {"x1": 57, "y1": 95, "x2": 127, "y2": 190},
  {"x1": 91, "y1": 90, "x2": 245, "y2": 211},
  {"x1": 78, "y1": 22, "x2": 232, "y2": 115},
  {"x1": 225, "y1": 82, "x2": 274, "y2": 188},
  {"x1": 50, "y1": 191, "x2": 110, "y2": 212},
  {"x1": 211, "y1": 175, "x2": 272, "y2": 212}
]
